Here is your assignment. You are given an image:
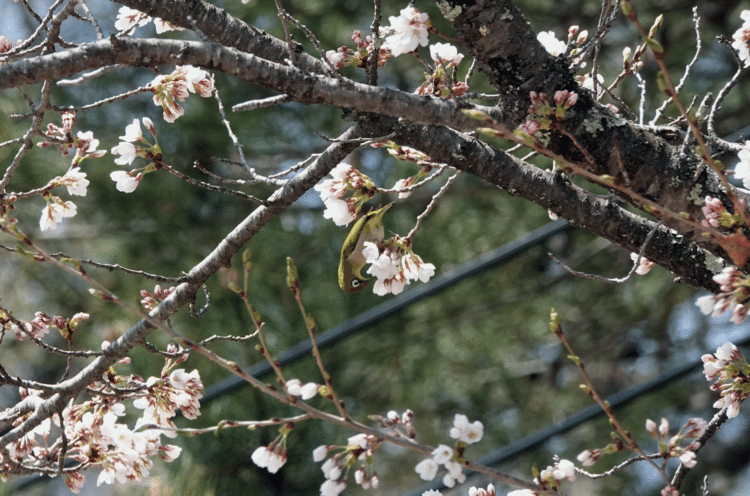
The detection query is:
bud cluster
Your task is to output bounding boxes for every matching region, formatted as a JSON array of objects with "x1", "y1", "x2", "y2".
[
  {"x1": 696, "y1": 267, "x2": 750, "y2": 324},
  {"x1": 702, "y1": 342, "x2": 750, "y2": 418},
  {"x1": 314, "y1": 162, "x2": 380, "y2": 226}
]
